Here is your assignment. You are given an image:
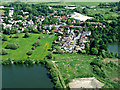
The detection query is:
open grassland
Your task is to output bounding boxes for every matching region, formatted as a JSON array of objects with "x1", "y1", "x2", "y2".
[
  {"x1": 49, "y1": 54, "x2": 119, "y2": 88},
  {"x1": 51, "y1": 54, "x2": 96, "y2": 84},
  {"x1": 2, "y1": 33, "x2": 56, "y2": 60}
]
